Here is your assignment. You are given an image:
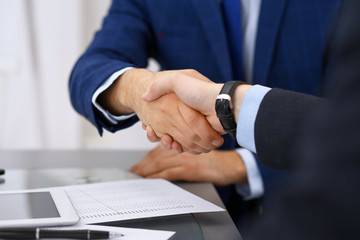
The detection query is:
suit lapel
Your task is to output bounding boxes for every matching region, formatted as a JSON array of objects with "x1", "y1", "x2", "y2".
[
  {"x1": 190, "y1": 0, "x2": 232, "y2": 82},
  {"x1": 253, "y1": 0, "x2": 288, "y2": 85}
]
